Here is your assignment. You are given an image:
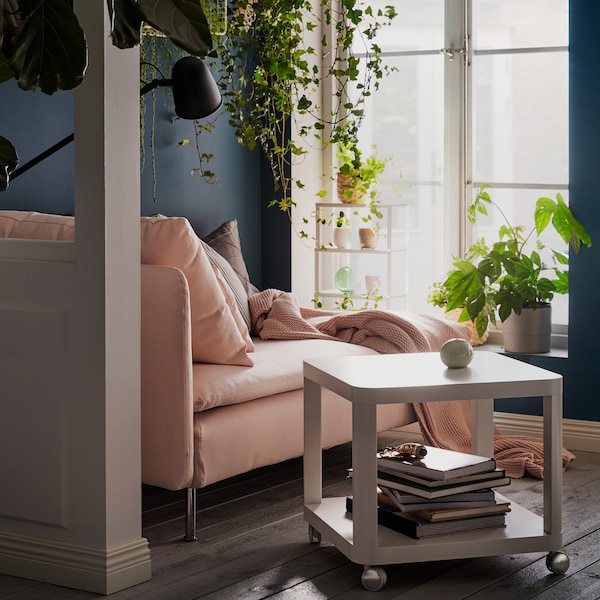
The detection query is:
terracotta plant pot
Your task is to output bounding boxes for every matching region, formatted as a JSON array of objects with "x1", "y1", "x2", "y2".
[{"x1": 337, "y1": 172, "x2": 363, "y2": 204}]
